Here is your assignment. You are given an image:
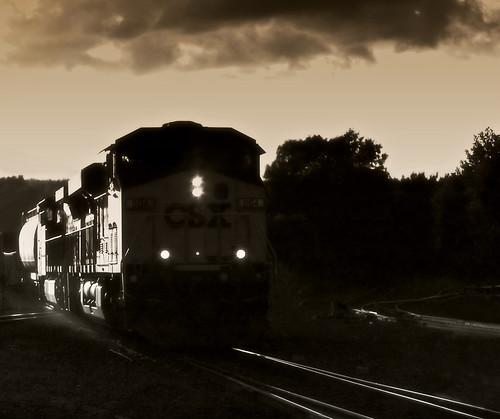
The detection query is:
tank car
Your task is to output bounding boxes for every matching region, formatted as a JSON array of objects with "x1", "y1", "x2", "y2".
[{"x1": 18, "y1": 121, "x2": 272, "y2": 342}]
